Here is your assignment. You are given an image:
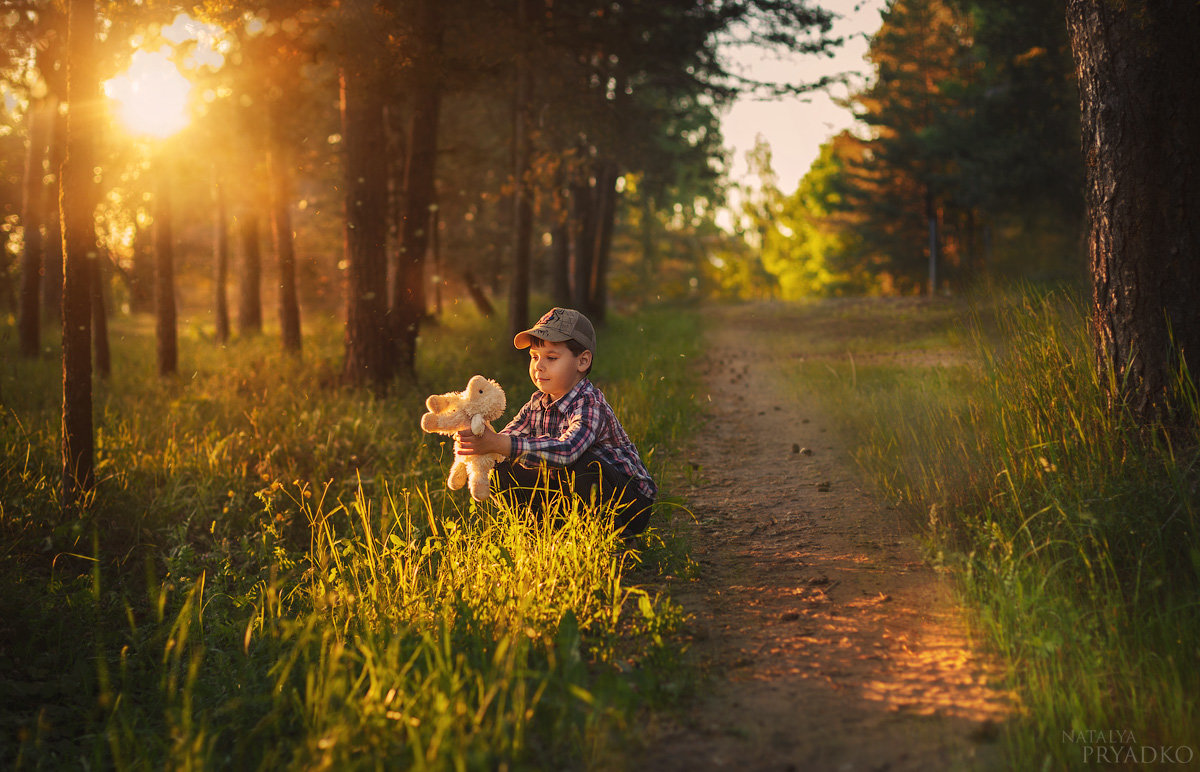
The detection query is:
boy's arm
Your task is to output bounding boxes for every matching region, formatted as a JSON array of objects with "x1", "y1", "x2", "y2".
[{"x1": 509, "y1": 406, "x2": 598, "y2": 467}]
